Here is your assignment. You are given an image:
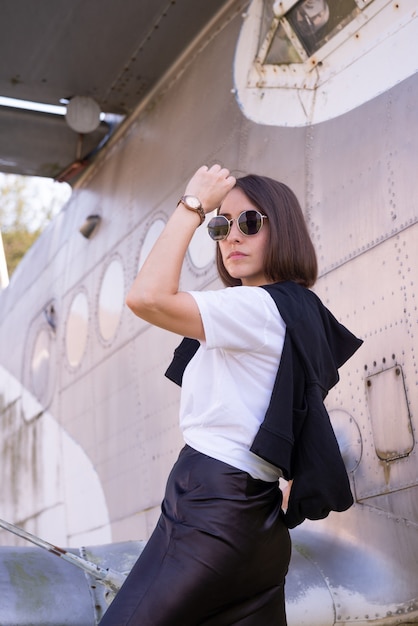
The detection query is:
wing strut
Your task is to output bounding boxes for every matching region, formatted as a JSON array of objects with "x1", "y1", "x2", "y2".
[{"x1": 0, "y1": 517, "x2": 127, "y2": 593}]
